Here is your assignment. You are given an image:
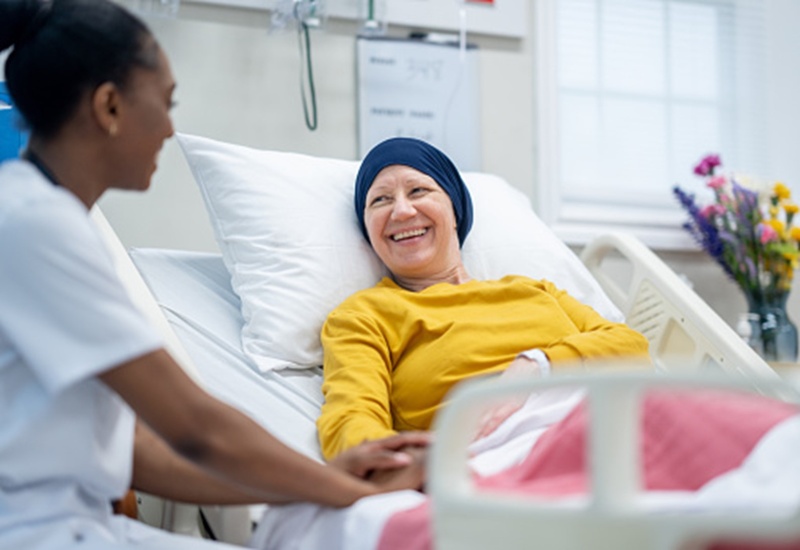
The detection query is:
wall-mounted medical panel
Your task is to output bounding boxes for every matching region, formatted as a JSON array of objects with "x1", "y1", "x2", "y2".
[
  {"x1": 357, "y1": 36, "x2": 481, "y2": 171},
  {"x1": 185, "y1": 0, "x2": 527, "y2": 38}
]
